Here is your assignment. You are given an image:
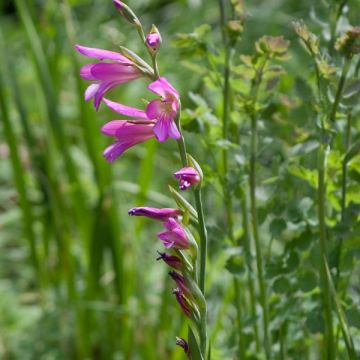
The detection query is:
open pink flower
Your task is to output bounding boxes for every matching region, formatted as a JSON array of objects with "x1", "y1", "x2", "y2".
[
  {"x1": 101, "y1": 99, "x2": 155, "y2": 162},
  {"x1": 146, "y1": 77, "x2": 181, "y2": 142},
  {"x1": 101, "y1": 121, "x2": 154, "y2": 162},
  {"x1": 75, "y1": 45, "x2": 142, "y2": 111},
  {"x1": 174, "y1": 166, "x2": 200, "y2": 190},
  {"x1": 128, "y1": 207, "x2": 182, "y2": 221},
  {"x1": 157, "y1": 218, "x2": 189, "y2": 249}
]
